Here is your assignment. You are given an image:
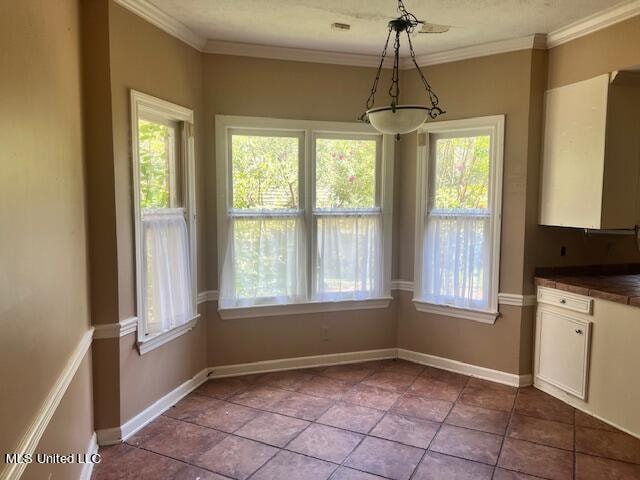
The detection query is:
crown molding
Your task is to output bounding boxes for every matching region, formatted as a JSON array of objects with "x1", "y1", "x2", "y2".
[
  {"x1": 547, "y1": 0, "x2": 640, "y2": 48},
  {"x1": 203, "y1": 40, "x2": 392, "y2": 68},
  {"x1": 114, "y1": 0, "x2": 640, "y2": 66},
  {"x1": 406, "y1": 34, "x2": 547, "y2": 68},
  {"x1": 113, "y1": 0, "x2": 207, "y2": 51}
]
